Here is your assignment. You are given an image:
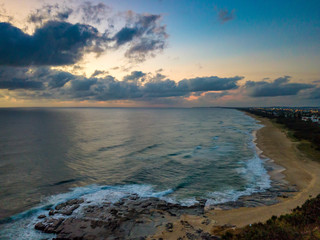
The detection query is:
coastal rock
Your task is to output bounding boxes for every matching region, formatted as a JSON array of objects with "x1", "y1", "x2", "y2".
[
  {"x1": 34, "y1": 194, "x2": 206, "y2": 239},
  {"x1": 35, "y1": 218, "x2": 64, "y2": 234},
  {"x1": 34, "y1": 183, "x2": 292, "y2": 240}
]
